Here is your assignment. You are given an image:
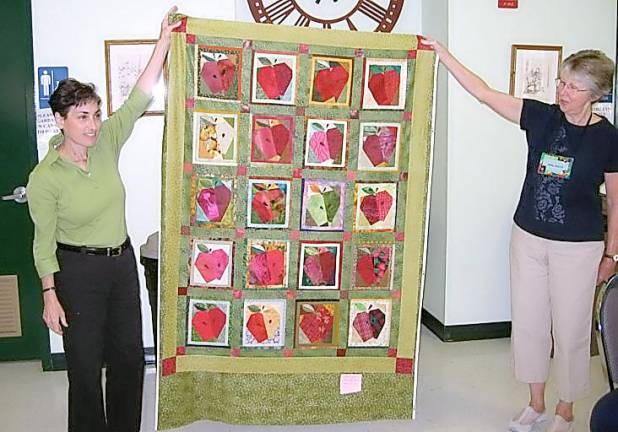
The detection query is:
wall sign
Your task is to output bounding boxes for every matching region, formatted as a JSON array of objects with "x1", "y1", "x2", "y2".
[
  {"x1": 248, "y1": 0, "x2": 404, "y2": 32},
  {"x1": 498, "y1": 0, "x2": 518, "y2": 8},
  {"x1": 37, "y1": 66, "x2": 68, "y2": 109}
]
